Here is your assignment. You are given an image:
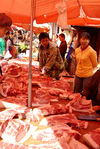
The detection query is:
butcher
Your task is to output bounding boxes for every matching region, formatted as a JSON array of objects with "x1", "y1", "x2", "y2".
[{"x1": 38, "y1": 32, "x2": 64, "y2": 80}]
